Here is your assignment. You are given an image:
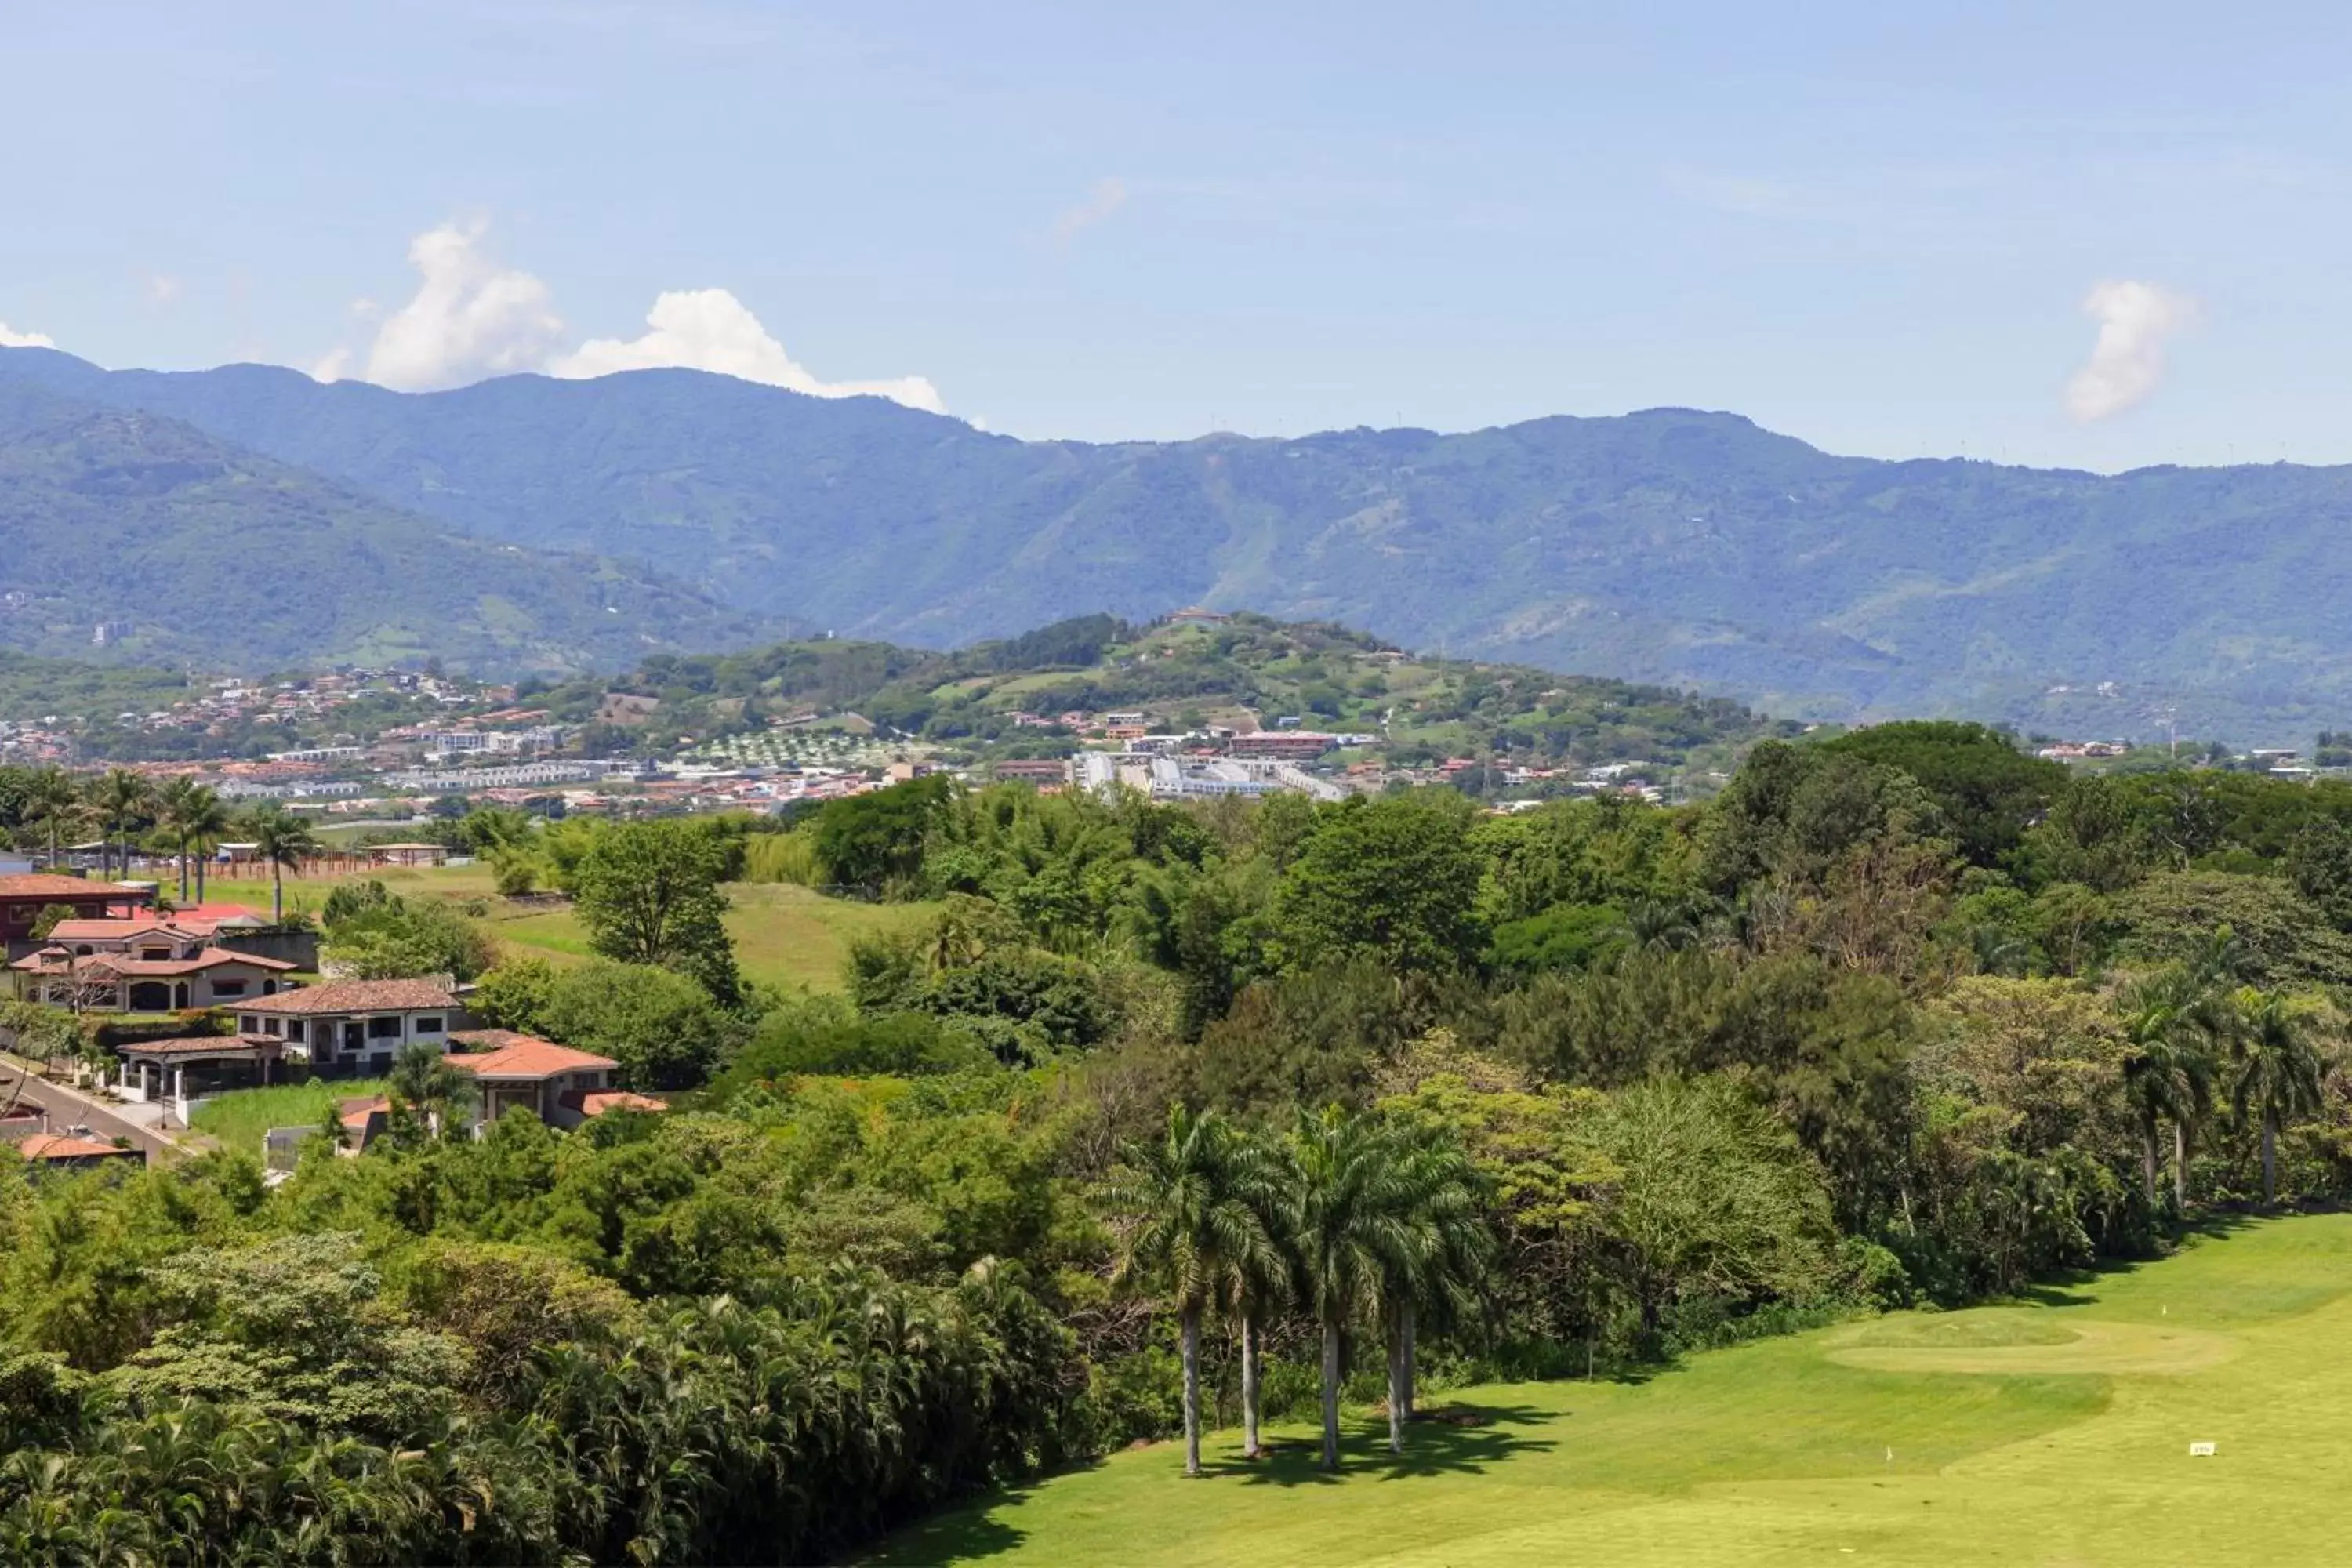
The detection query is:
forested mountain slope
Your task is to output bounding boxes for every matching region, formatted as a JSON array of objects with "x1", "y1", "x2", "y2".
[
  {"x1": 9, "y1": 346, "x2": 2352, "y2": 737},
  {"x1": 0, "y1": 376, "x2": 770, "y2": 673}
]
